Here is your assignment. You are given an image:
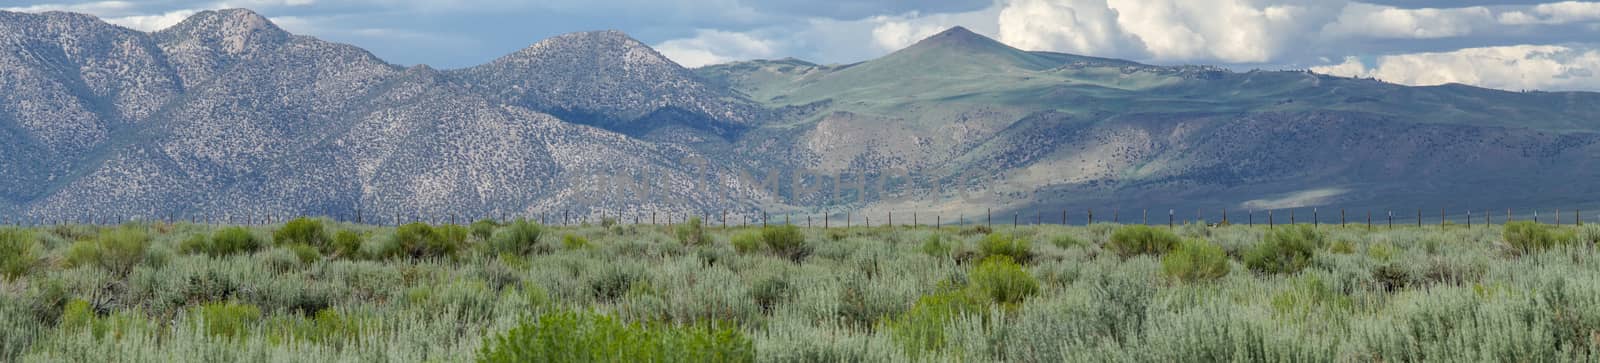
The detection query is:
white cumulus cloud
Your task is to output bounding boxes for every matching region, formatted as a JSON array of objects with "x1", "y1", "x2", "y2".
[
  {"x1": 1311, "y1": 45, "x2": 1600, "y2": 91},
  {"x1": 1499, "y1": 1, "x2": 1600, "y2": 25},
  {"x1": 654, "y1": 29, "x2": 781, "y2": 67},
  {"x1": 1323, "y1": 3, "x2": 1496, "y2": 39}
]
